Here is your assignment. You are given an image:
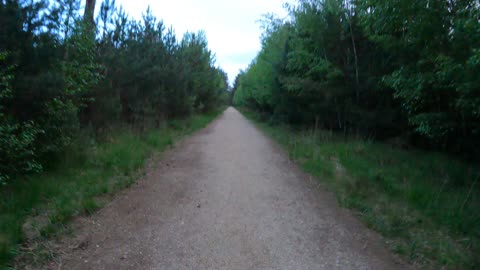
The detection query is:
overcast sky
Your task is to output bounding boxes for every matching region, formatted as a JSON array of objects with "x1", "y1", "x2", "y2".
[{"x1": 109, "y1": 0, "x2": 292, "y2": 84}]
